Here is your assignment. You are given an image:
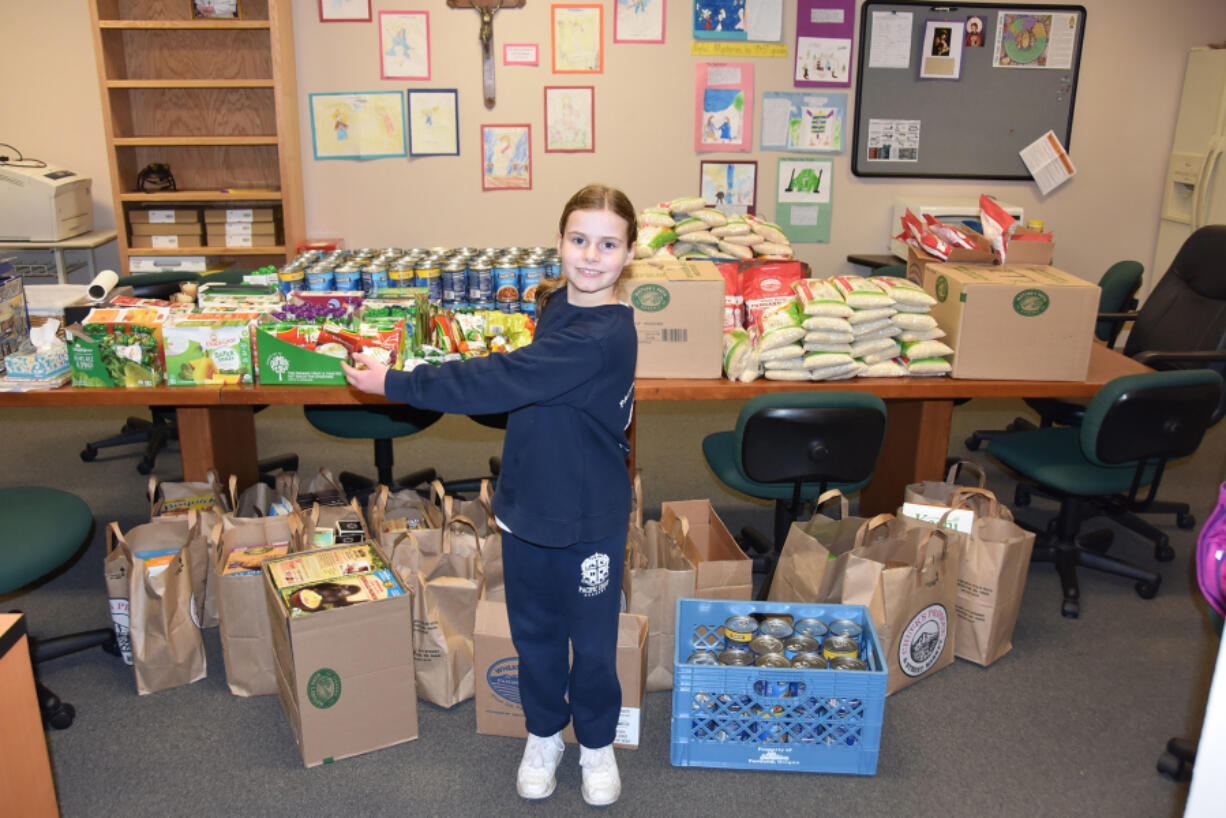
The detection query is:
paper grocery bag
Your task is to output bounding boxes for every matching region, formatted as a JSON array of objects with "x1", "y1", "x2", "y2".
[
  {"x1": 767, "y1": 523, "x2": 832, "y2": 603},
  {"x1": 801, "y1": 489, "x2": 872, "y2": 558},
  {"x1": 903, "y1": 460, "x2": 987, "y2": 508},
  {"x1": 442, "y1": 481, "x2": 504, "y2": 602},
  {"x1": 149, "y1": 470, "x2": 229, "y2": 628},
  {"x1": 108, "y1": 517, "x2": 207, "y2": 695},
  {"x1": 366, "y1": 482, "x2": 444, "y2": 539},
  {"x1": 626, "y1": 515, "x2": 696, "y2": 692}
]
